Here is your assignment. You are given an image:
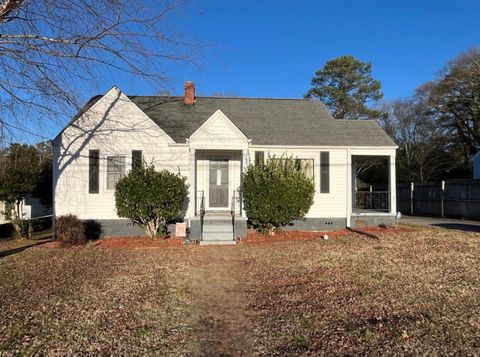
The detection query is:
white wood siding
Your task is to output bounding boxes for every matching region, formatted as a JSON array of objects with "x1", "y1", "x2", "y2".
[
  {"x1": 249, "y1": 148, "x2": 348, "y2": 218},
  {"x1": 189, "y1": 109, "x2": 249, "y2": 150},
  {"x1": 54, "y1": 88, "x2": 189, "y2": 220}
]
